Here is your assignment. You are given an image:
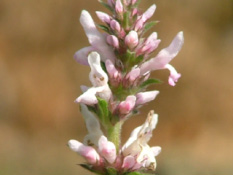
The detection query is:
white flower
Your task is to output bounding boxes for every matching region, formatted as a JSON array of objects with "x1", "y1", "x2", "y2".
[
  {"x1": 121, "y1": 110, "x2": 161, "y2": 170},
  {"x1": 75, "y1": 52, "x2": 112, "y2": 105}
]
